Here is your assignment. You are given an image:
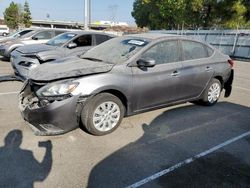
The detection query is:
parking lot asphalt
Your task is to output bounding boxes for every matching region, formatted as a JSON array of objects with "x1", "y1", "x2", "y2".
[{"x1": 0, "y1": 58, "x2": 249, "y2": 188}]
